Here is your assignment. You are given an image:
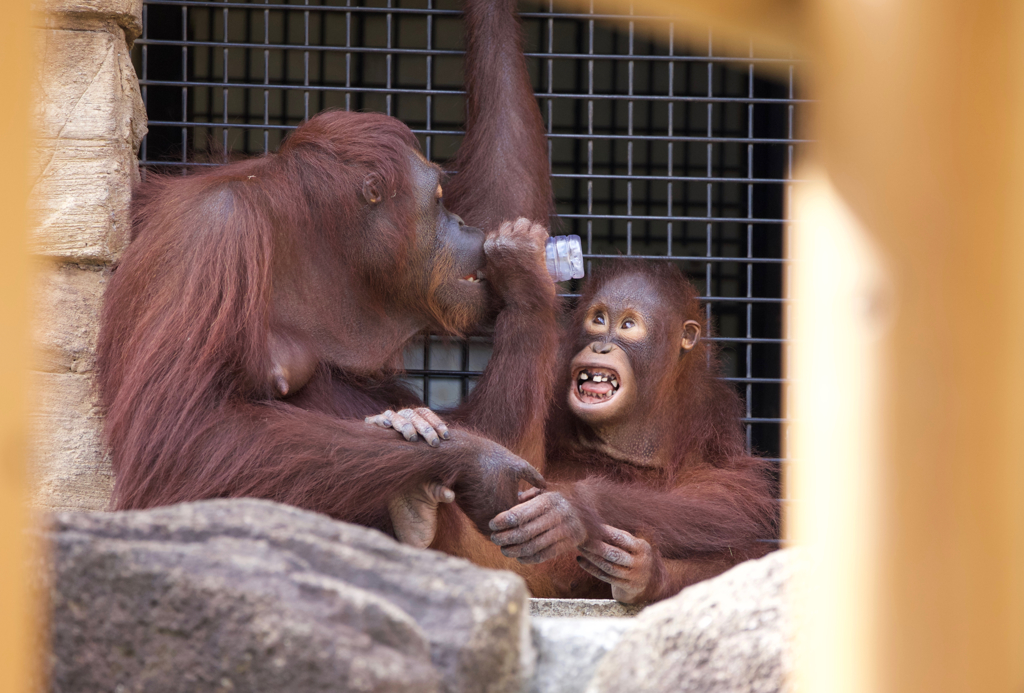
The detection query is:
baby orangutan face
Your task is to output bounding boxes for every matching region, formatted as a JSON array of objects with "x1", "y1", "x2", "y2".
[{"x1": 567, "y1": 273, "x2": 700, "y2": 431}]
